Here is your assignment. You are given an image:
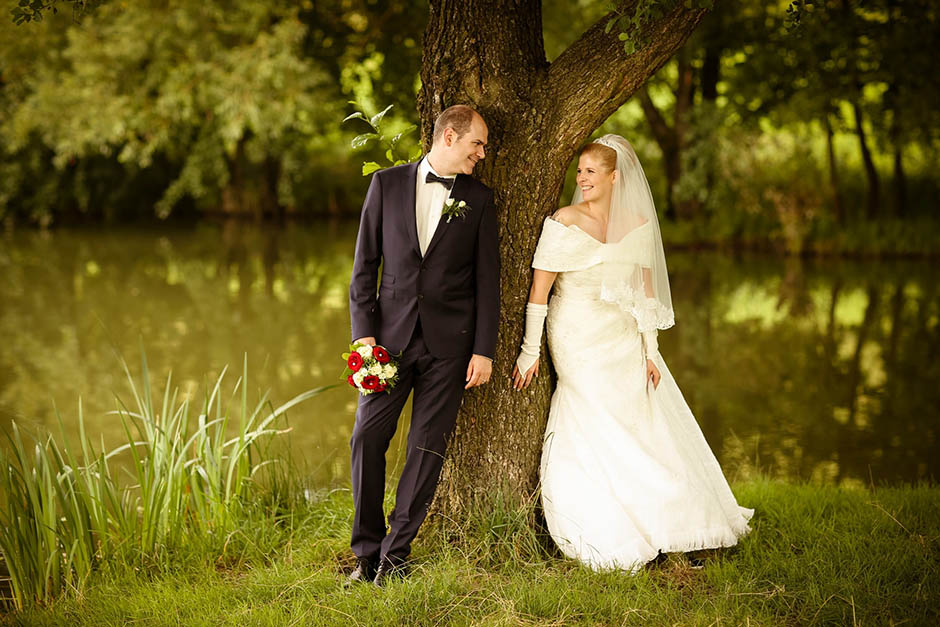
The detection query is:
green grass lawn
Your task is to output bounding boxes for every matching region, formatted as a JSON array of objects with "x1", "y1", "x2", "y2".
[{"x1": 3, "y1": 479, "x2": 938, "y2": 626}]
